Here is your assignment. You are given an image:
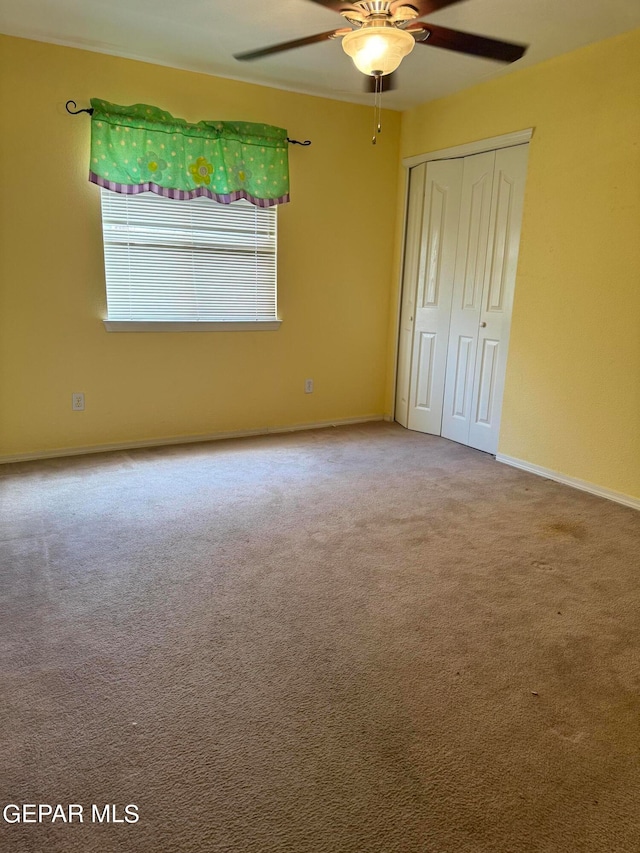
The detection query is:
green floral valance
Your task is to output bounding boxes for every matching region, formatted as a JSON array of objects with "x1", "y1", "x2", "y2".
[{"x1": 89, "y1": 99, "x2": 290, "y2": 206}]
